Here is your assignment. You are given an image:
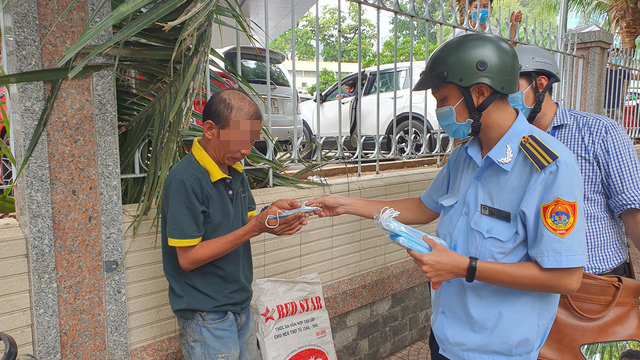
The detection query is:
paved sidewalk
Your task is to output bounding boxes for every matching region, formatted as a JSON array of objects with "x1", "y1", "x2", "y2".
[{"x1": 383, "y1": 339, "x2": 430, "y2": 360}]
